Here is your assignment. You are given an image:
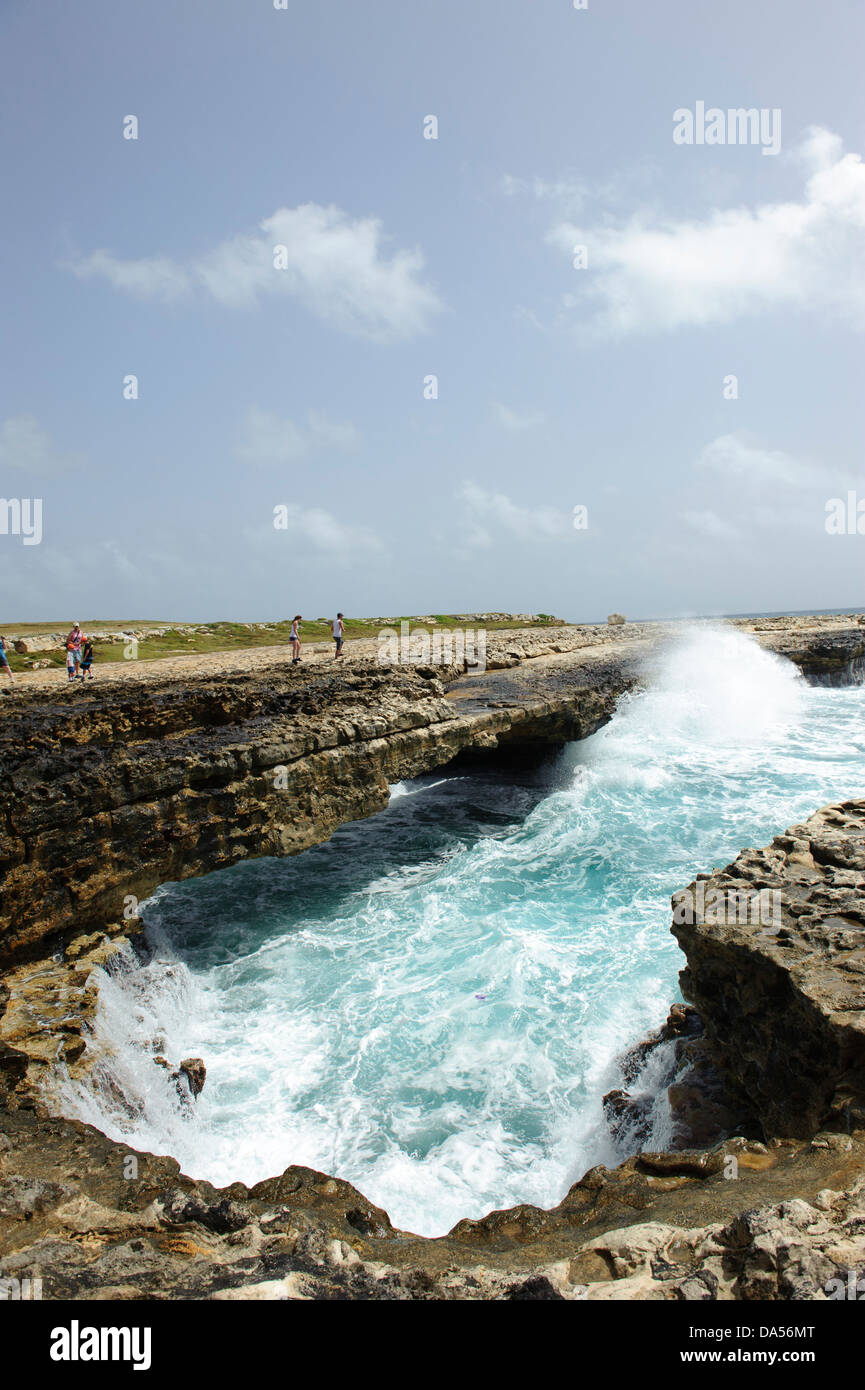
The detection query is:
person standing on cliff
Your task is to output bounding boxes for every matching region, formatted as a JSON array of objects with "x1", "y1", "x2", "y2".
[
  {"x1": 332, "y1": 612, "x2": 345, "y2": 658},
  {"x1": 0, "y1": 635, "x2": 13, "y2": 684},
  {"x1": 66, "y1": 622, "x2": 83, "y2": 678},
  {"x1": 290, "y1": 615, "x2": 302, "y2": 665},
  {"x1": 80, "y1": 634, "x2": 95, "y2": 679}
]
